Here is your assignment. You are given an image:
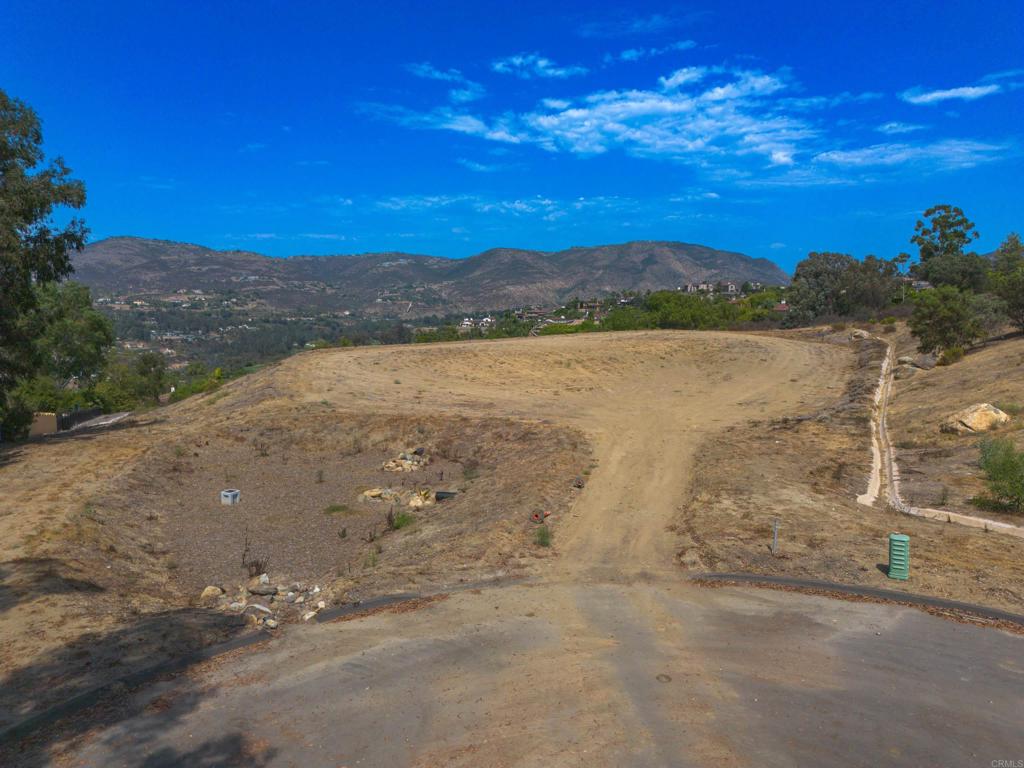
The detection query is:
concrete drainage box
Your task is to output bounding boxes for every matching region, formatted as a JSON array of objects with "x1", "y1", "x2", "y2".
[{"x1": 221, "y1": 489, "x2": 241, "y2": 505}]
